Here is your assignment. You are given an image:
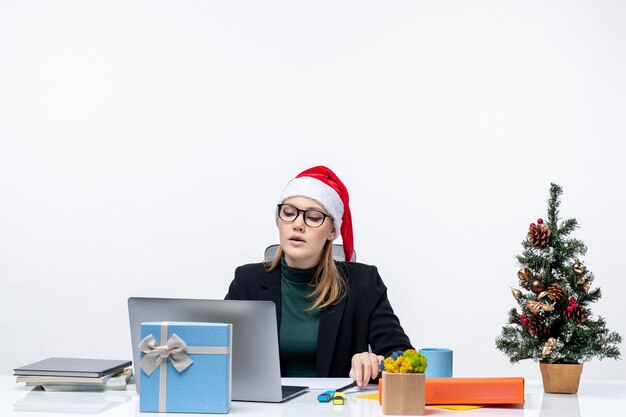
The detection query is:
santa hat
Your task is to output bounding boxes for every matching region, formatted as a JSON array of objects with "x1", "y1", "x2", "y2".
[{"x1": 278, "y1": 166, "x2": 353, "y2": 262}]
